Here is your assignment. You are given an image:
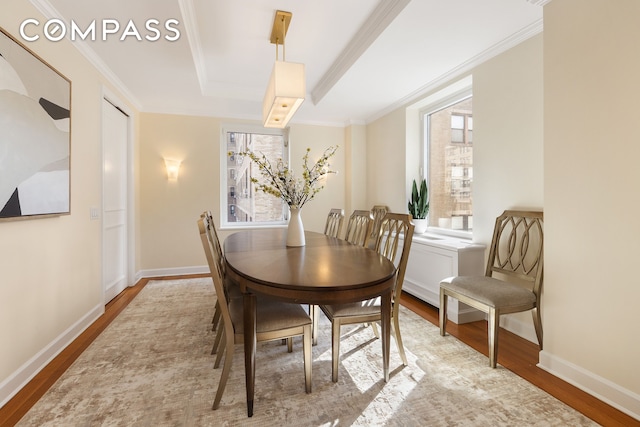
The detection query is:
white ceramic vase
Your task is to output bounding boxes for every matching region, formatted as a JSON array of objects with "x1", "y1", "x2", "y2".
[
  {"x1": 286, "y1": 207, "x2": 306, "y2": 247},
  {"x1": 413, "y1": 218, "x2": 428, "y2": 234}
]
